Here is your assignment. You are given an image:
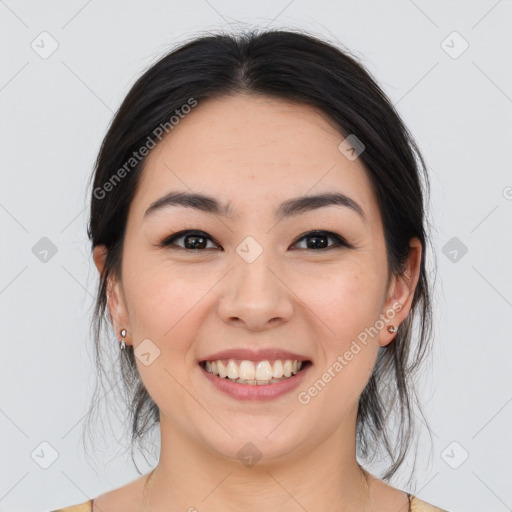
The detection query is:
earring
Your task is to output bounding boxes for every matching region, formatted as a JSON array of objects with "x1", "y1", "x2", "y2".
[
  {"x1": 119, "y1": 328, "x2": 126, "y2": 351},
  {"x1": 387, "y1": 325, "x2": 397, "y2": 333}
]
